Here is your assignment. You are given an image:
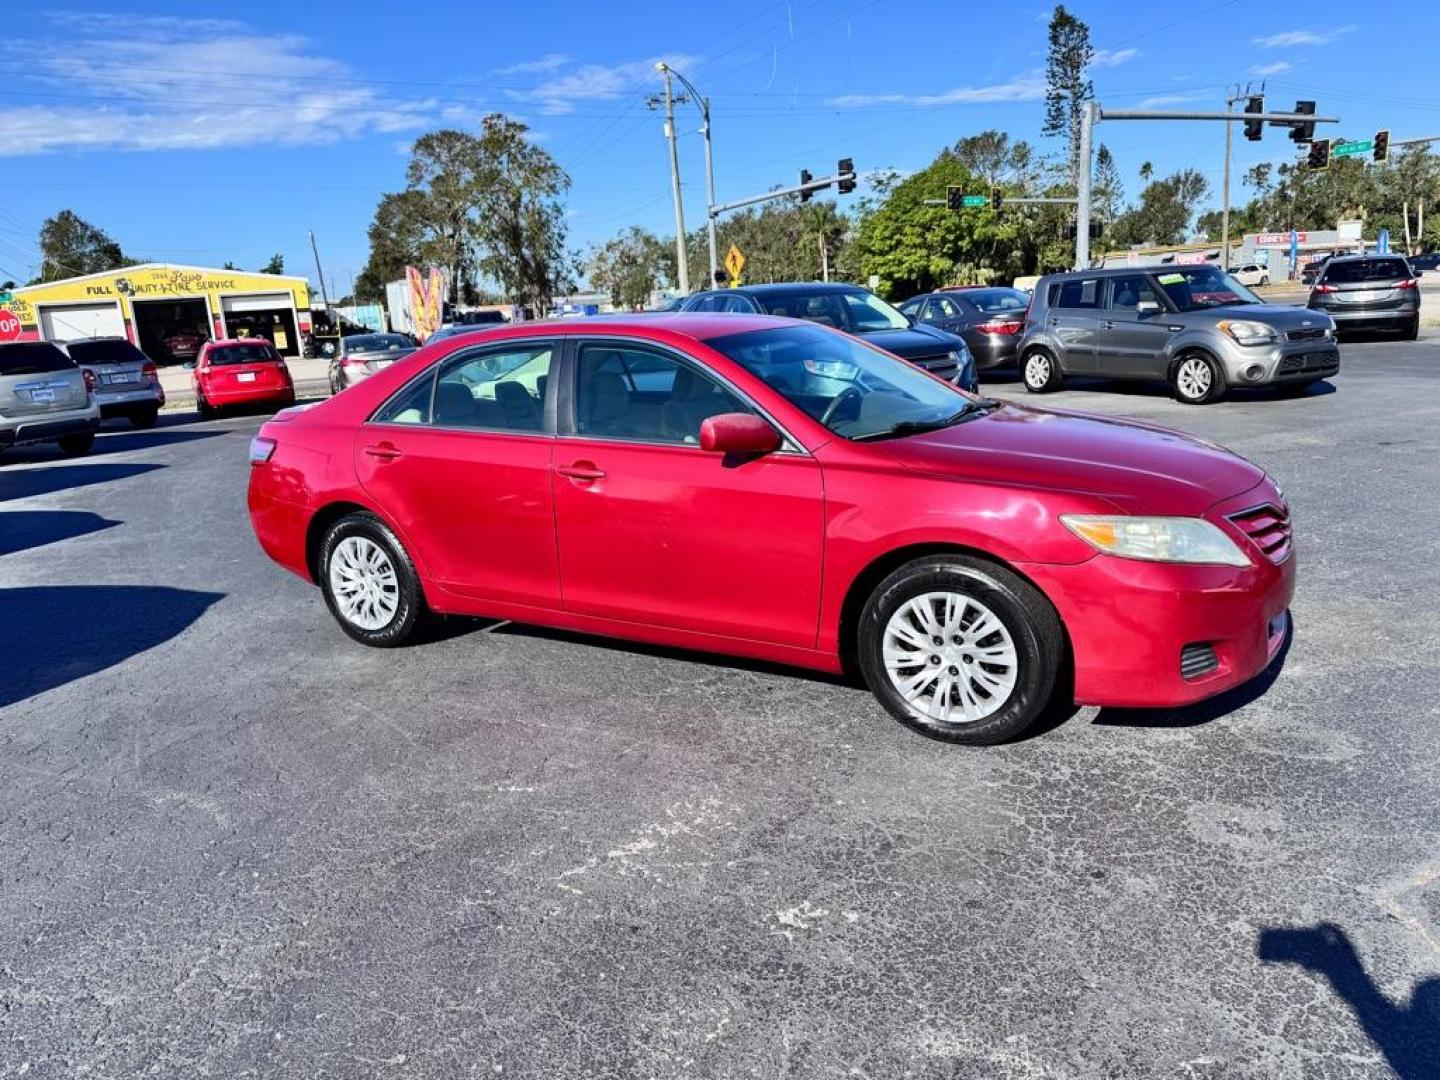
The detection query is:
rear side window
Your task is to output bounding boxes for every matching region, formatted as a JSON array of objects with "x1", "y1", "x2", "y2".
[
  {"x1": 208, "y1": 343, "x2": 278, "y2": 366},
  {"x1": 1052, "y1": 279, "x2": 1102, "y2": 309},
  {"x1": 0, "y1": 342, "x2": 75, "y2": 375},
  {"x1": 1321, "y1": 258, "x2": 1411, "y2": 283},
  {"x1": 65, "y1": 339, "x2": 149, "y2": 367}
]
